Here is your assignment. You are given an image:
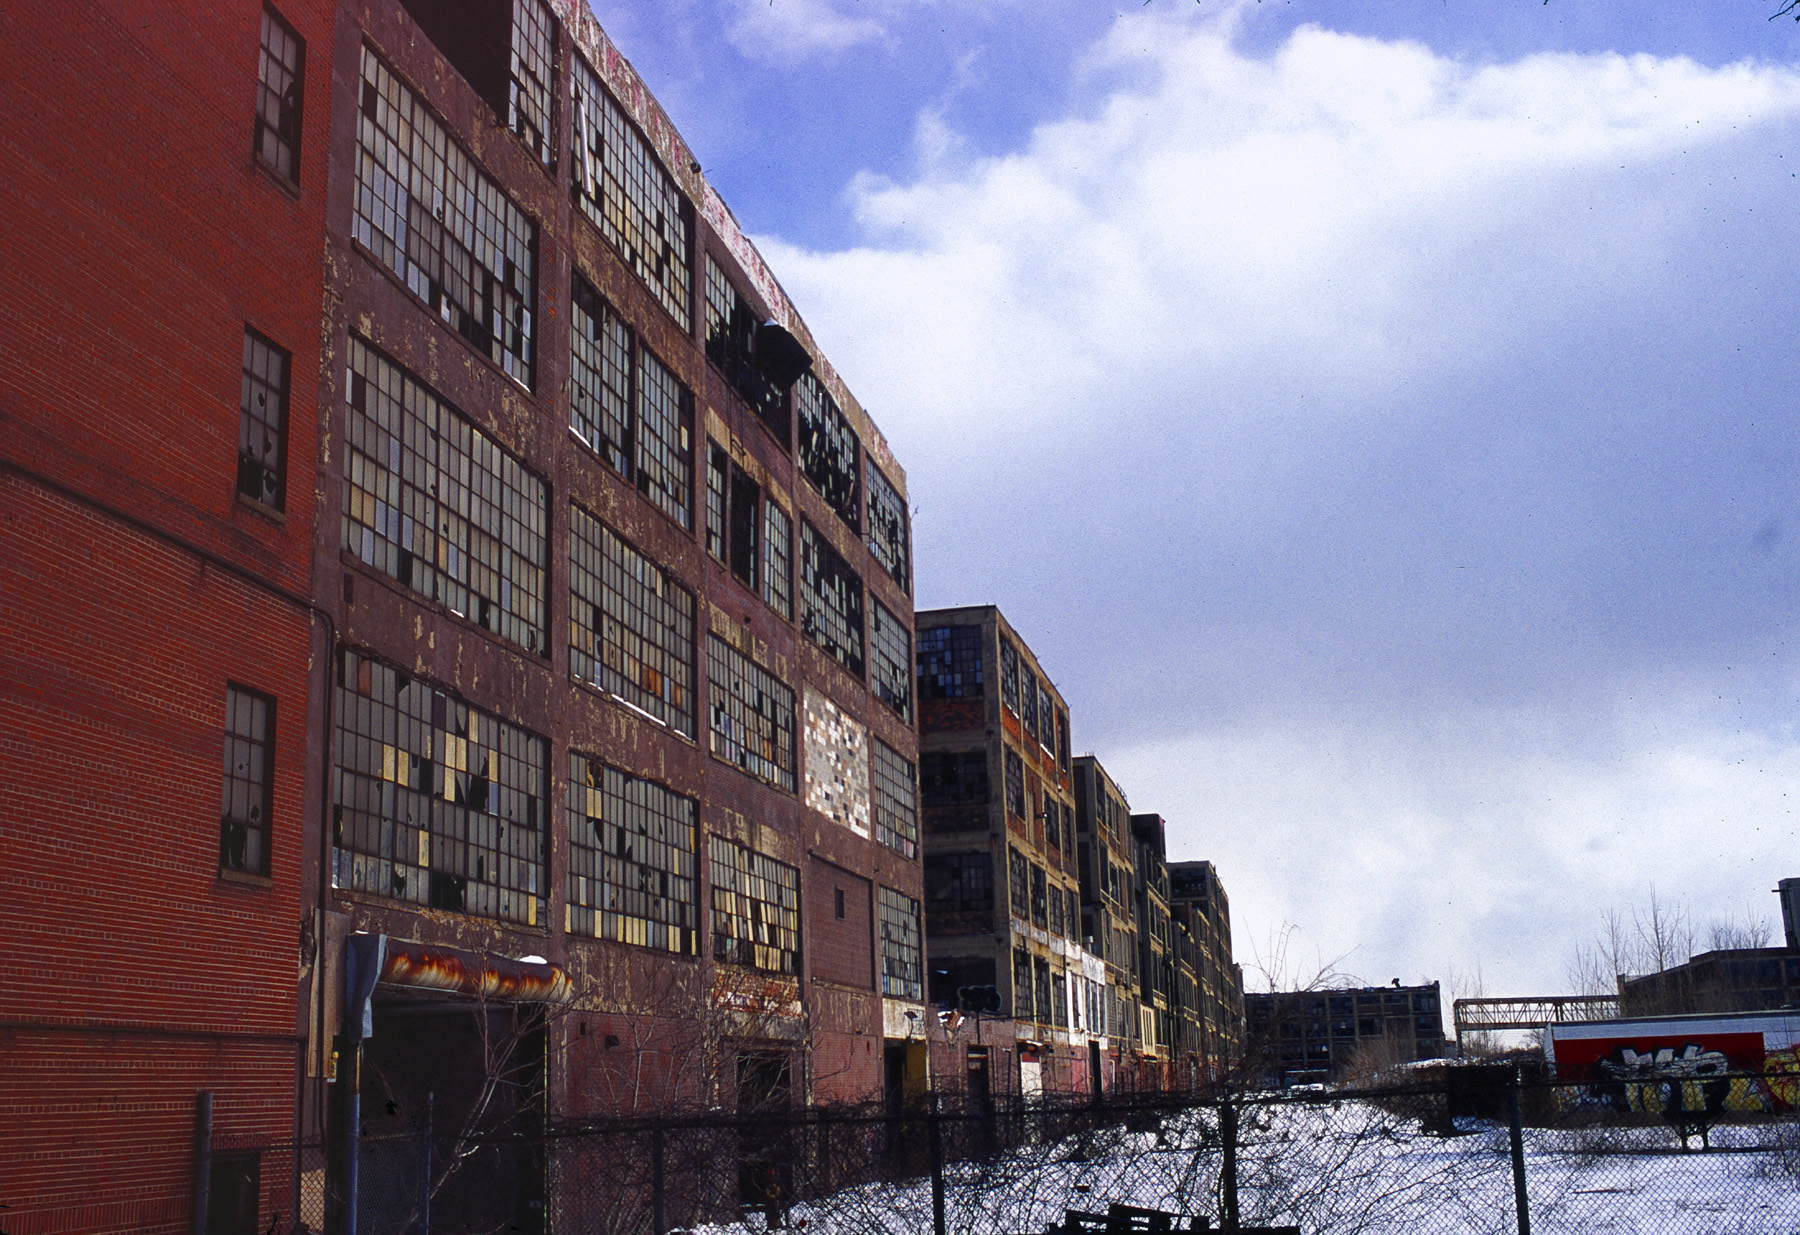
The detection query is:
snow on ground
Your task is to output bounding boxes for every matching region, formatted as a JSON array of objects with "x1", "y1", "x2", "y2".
[{"x1": 694, "y1": 1097, "x2": 1800, "y2": 1235}]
